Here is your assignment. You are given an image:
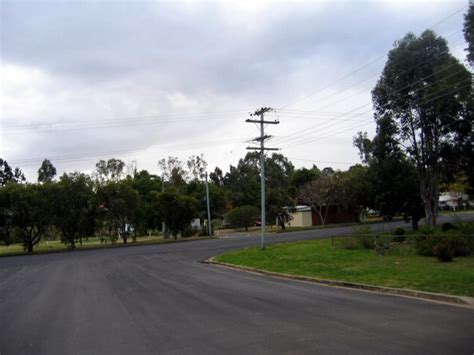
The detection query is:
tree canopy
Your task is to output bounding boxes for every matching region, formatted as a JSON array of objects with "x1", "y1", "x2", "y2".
[
  {"x1": 38, "y1": 159, "x2": 57, "y2": 183},
  {"x1": 372, "y1": 30, "x2": 472, "y2": 225}
]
